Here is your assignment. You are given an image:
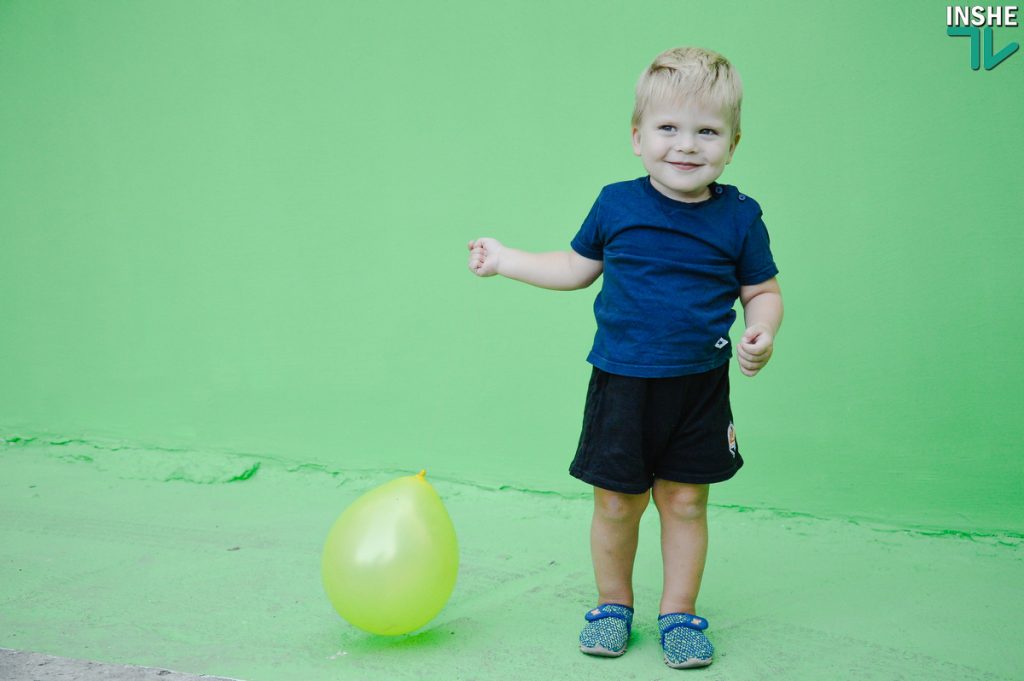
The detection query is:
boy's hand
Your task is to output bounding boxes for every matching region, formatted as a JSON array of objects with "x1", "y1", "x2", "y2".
[
  {"x1": 467, "y1": 238, "x2": 504, "y2": 277},
  {"x1": 738, "y1": 323, "x2": 774, "y2": 377}
]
